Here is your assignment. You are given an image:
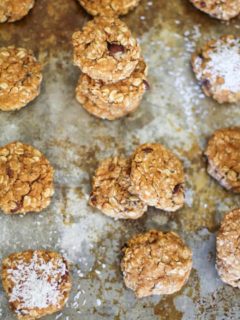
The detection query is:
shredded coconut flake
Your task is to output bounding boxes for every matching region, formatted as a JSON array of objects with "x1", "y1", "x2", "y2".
[
  {"x1": 7, "y1": 252, "x2": 67, "y2": 311},
  {"x1": 205, "y1": 39, "x2": 240, "y2": 92}
]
